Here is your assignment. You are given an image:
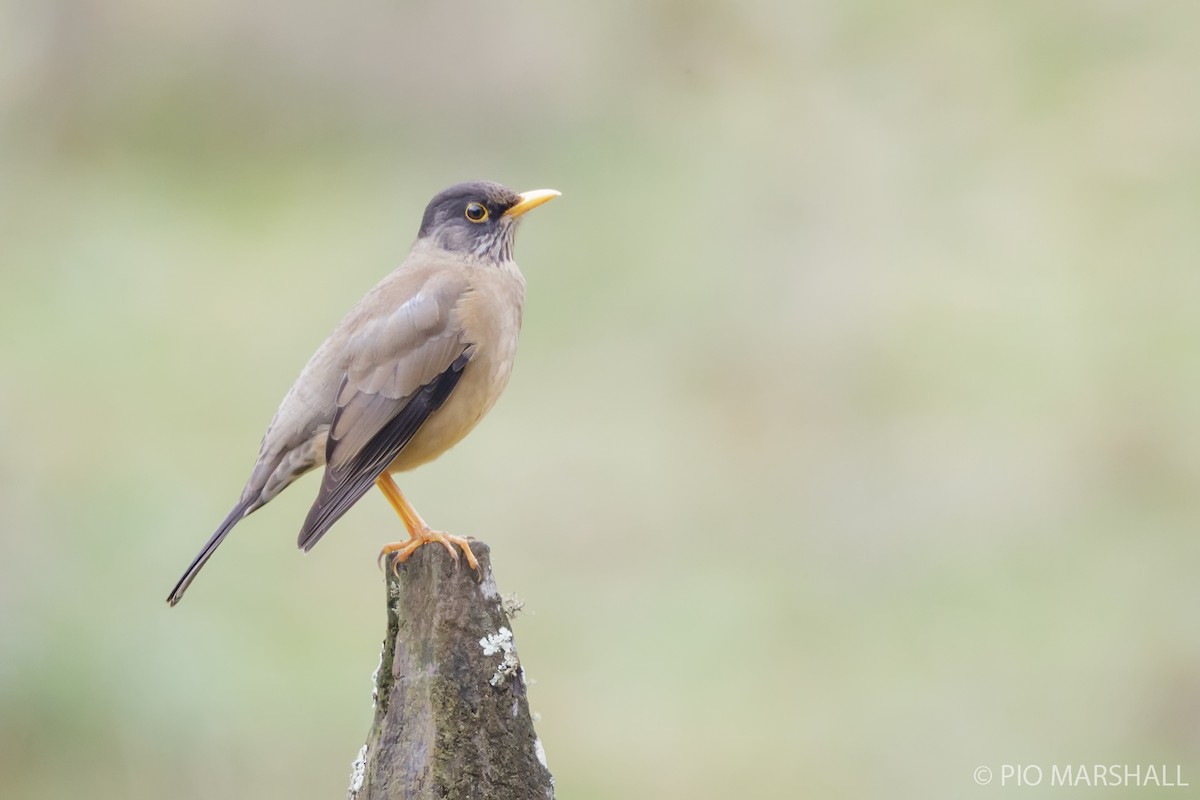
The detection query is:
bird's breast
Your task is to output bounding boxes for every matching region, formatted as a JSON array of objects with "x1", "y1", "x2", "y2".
[{"x1": 388, "y1": 266, "x2": 525, "y2": 472}]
